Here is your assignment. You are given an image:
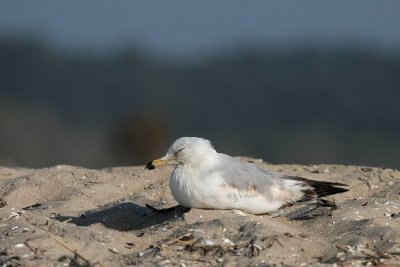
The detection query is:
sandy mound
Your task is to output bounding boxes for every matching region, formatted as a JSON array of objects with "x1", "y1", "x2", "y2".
[{"x1": 0, "y1": 160, "x2": 399, "y2": 266}]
